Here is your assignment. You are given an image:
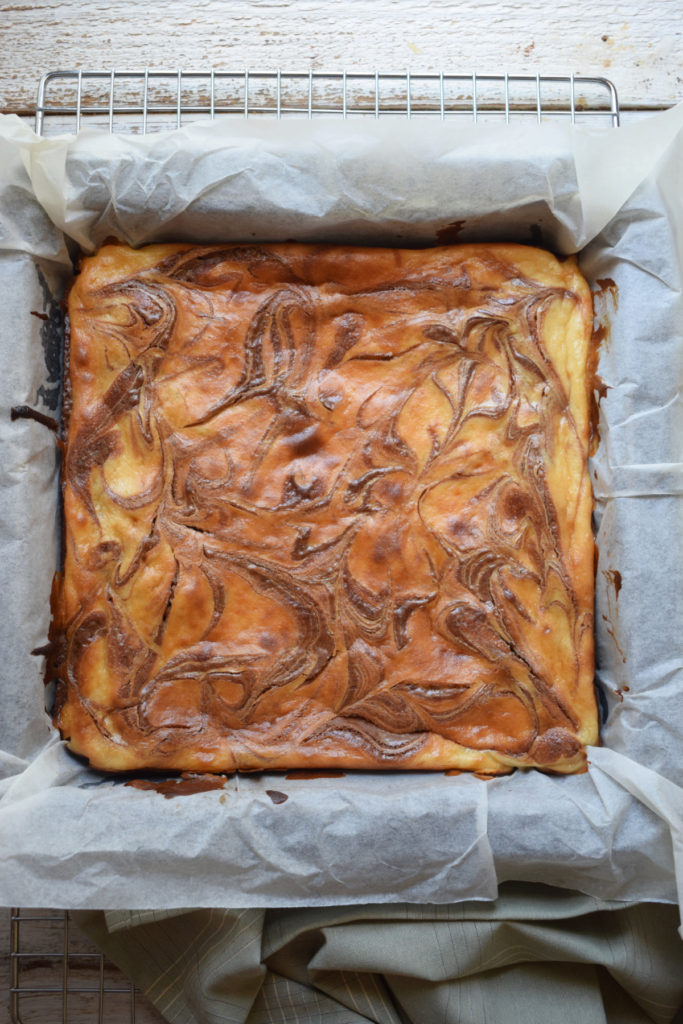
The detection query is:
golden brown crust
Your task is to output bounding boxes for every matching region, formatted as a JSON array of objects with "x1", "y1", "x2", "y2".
[{"x1": 50, "y1": 242, "x2": 597, "y2": 774}]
